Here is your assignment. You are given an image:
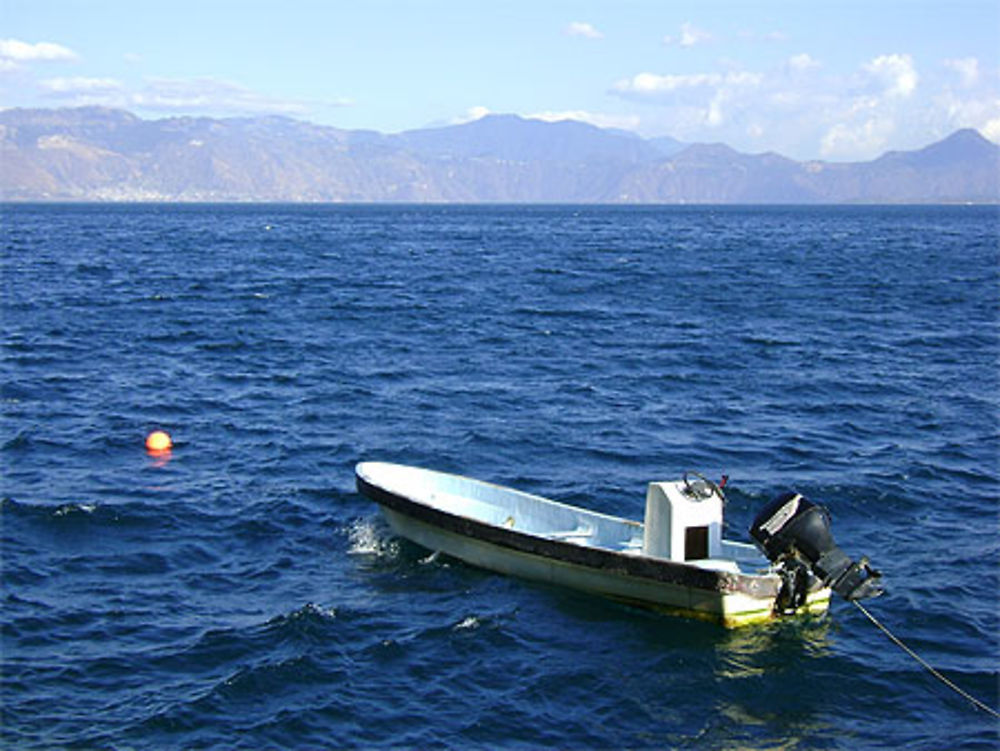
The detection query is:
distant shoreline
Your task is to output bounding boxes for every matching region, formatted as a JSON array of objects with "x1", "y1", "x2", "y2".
[
  {"x1": 4, "y1": 200, "x2": 999, "y2": 207},
  {"x1": 3, "y1": 108, "x2": 999, "y2": 204}
]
